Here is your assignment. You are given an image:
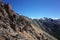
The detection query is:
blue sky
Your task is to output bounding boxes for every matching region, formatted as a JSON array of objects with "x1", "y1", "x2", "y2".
[{"x1": 2, "y1": 0, "x2": 60, "y2": 19}]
